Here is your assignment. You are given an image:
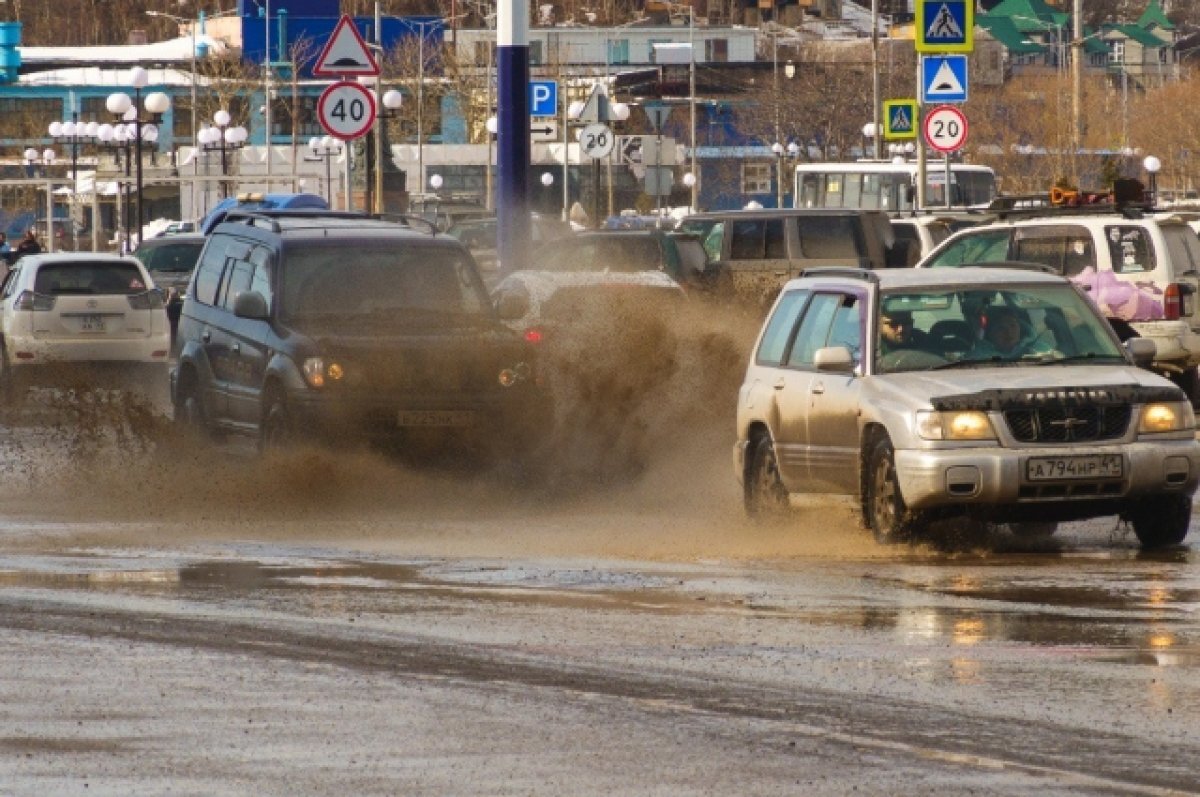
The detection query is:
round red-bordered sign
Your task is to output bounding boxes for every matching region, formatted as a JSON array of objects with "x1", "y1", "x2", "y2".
[
  {"x1": 318, "y1": 81, "x2": 377, "y2": 140},
  {"x1": 923, "y1": 105, "x2": 968, "y2": 153}
]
